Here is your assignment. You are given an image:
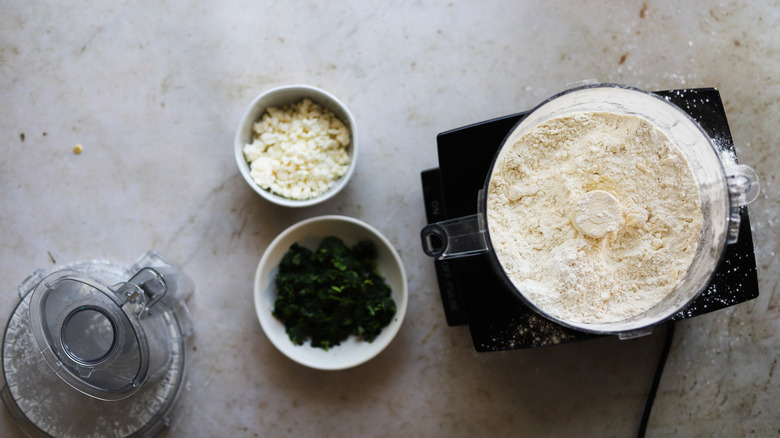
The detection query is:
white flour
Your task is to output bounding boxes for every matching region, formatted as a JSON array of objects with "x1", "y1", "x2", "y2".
[{"x1": 487, "y1": 111, "x2": 703, "y2": 323}]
